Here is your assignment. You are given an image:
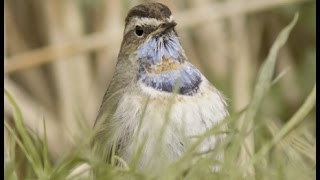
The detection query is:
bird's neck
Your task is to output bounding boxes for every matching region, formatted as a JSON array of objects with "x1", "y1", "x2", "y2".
[{"x1": 135, "y1": 35, "x2": 202, "y2": 96}]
